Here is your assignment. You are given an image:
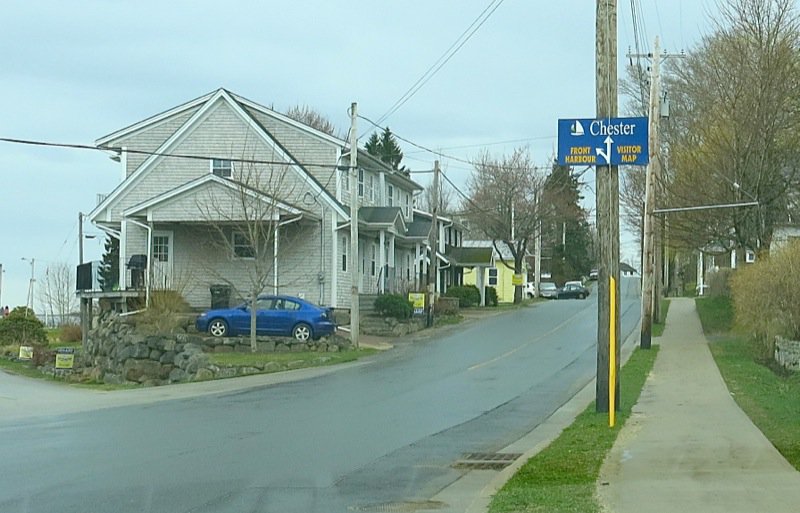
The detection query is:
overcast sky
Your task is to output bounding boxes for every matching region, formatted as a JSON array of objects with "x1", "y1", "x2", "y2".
[{"x1": 0, "y1": 0, "x2": 720, "y2": 310}]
